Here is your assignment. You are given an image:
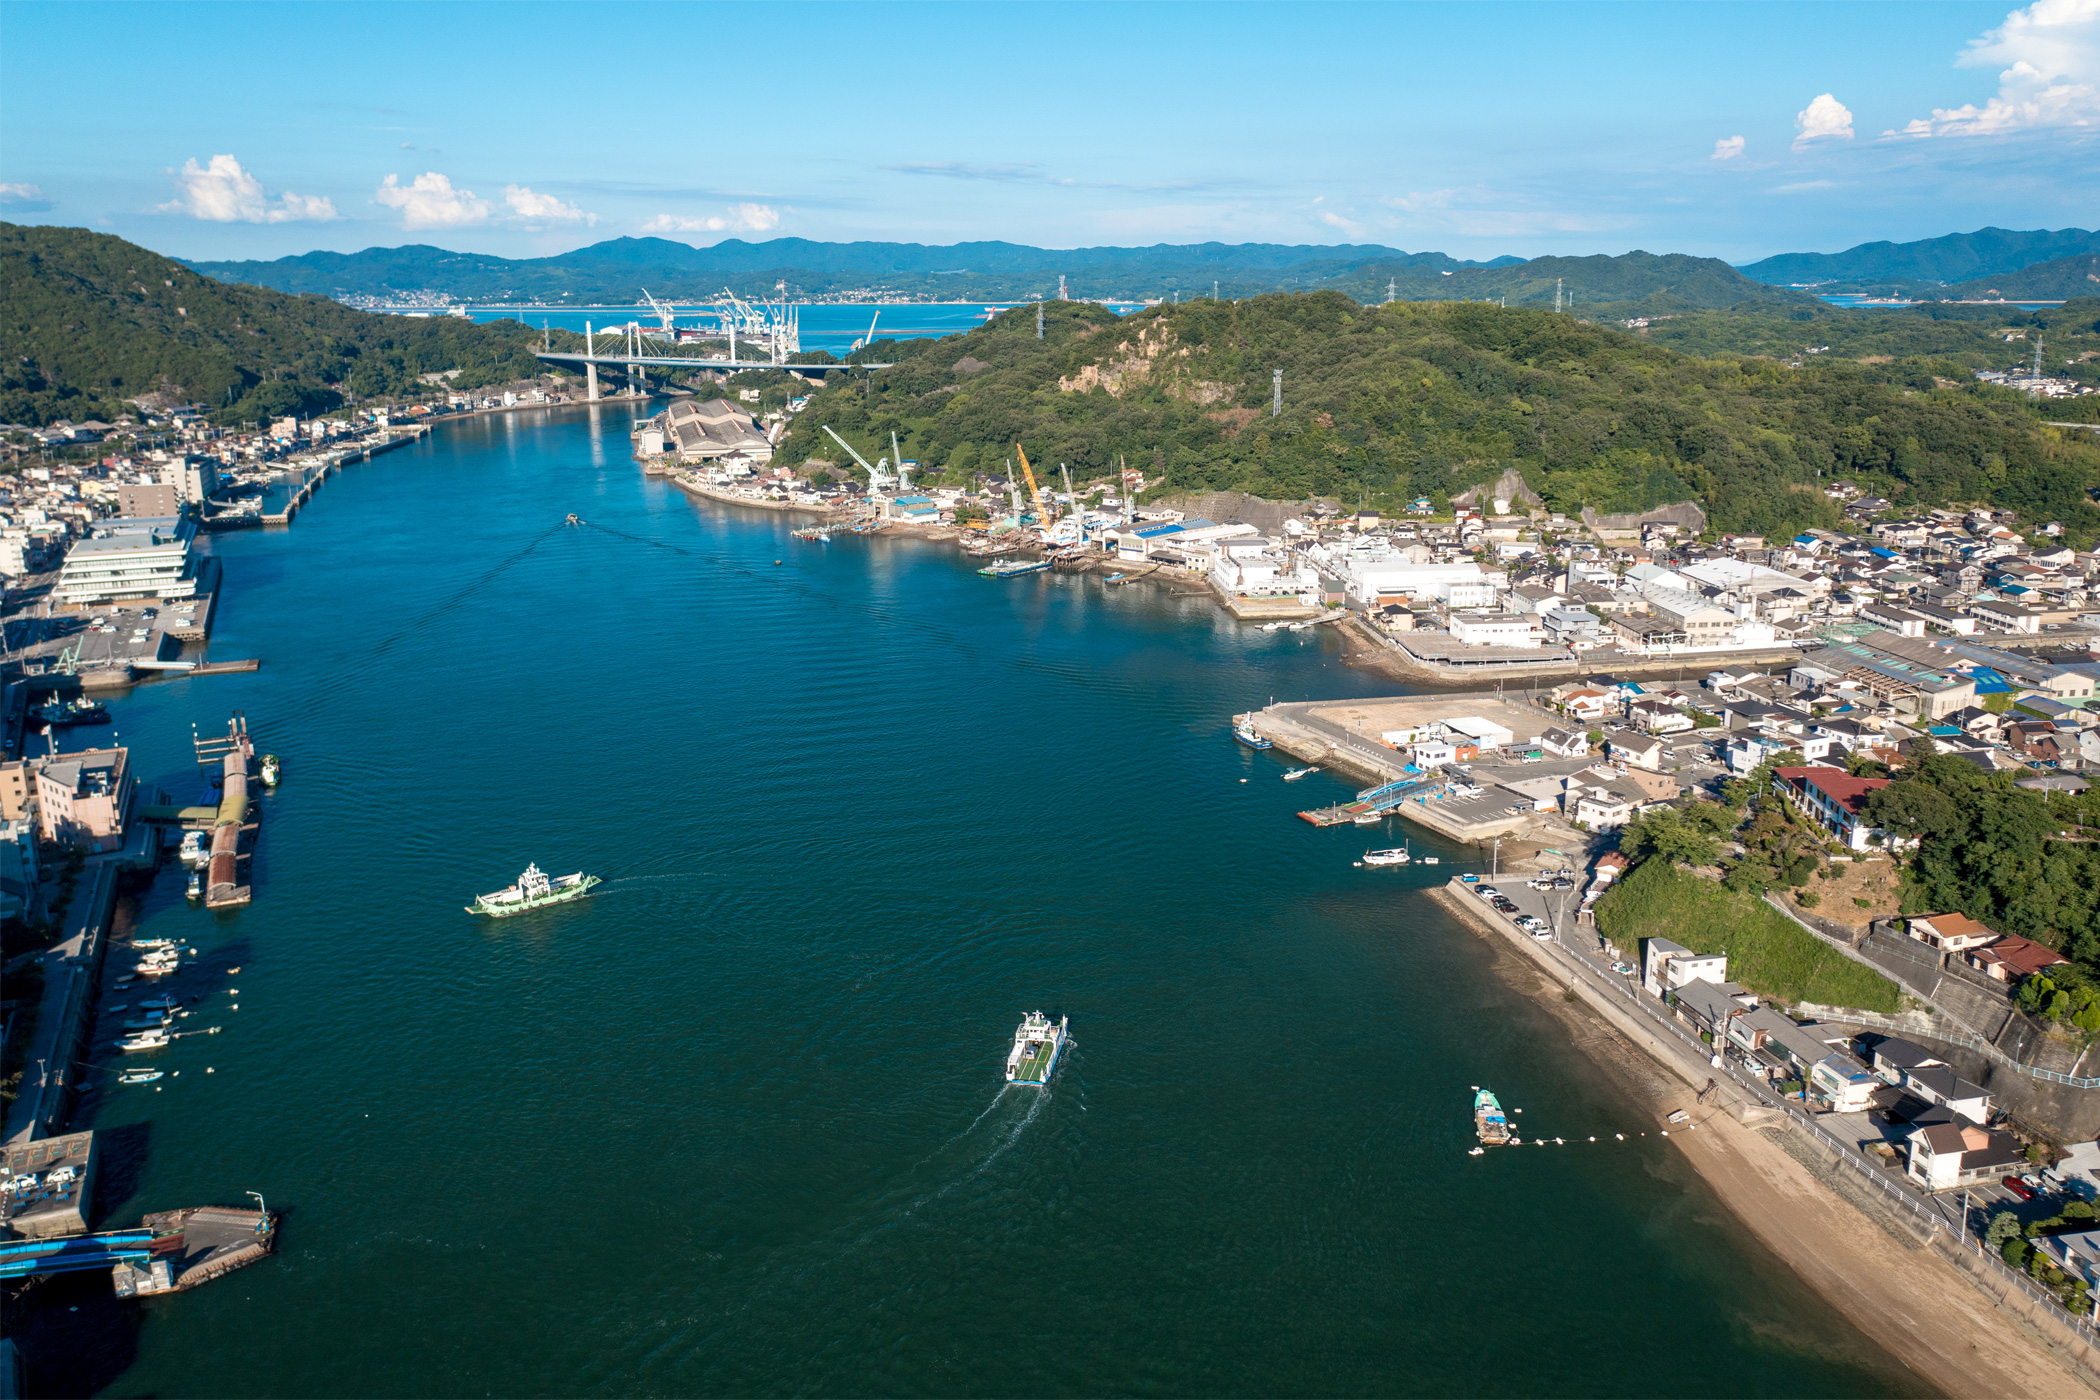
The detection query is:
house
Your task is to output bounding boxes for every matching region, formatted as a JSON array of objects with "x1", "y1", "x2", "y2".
[
  {"x1": 1565, "y1": 772, "x2": 1659, "y2": 831},
  {"x1": 1558, "y1": 688, "x2": 1613, "y2": 722},
  {"x1": 1906, "y1": 1120, "x2": 2027, "y2": 1190},
  {"x1": 1861, "y1": 1035, "x2": 1943, "y2": 1083},
  {"x1": 1628, "y1": 698, "x2": 1695, "y2": 734},
  {"x1": 2034, "y1": 1229, "x2": 2100, "y2": 1293},
  {"x1": 1905, "y1": 913, "x2": 2001, "y2": 954},
  {"x1": 1644, "y1": 937, "x2": 1727, "y2": 997},
  {"x1": 1966, "y1": 933, "x2": 2073, "y2": 984},
  {"x1": 1603, "y1": 730, "x2": 1664, "y2": 771},
  {"x1": 1592, "y1": 851, "x2": 1631, "y2": 886},
  {"x1": 1537, "y1": 727, "x2": 1591, "y2": 759},
  {"x1": 1773, "y1": 766, "x2": 1894, "y2": 851},
  {"x1": 1971, "y1": 599, "x2": 2044, "y2": 634},
  {"x1": 1902, "y1": 1065, "x2": 1993, "y2": 1125},
  {"x1": 1669, "y1": 979, "x2": 1747, "y2": 1038},
  {"x1": 1809, "y1": 1053, "x2": 1881, "y2": 1112}
]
